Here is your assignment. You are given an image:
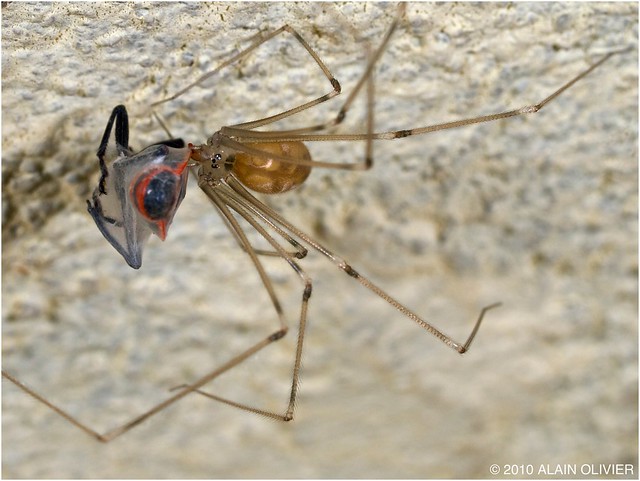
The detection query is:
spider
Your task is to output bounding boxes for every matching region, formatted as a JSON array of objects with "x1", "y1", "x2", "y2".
[{"x1": 2, "y1": 4, "x2": 626, "y2": 442}]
